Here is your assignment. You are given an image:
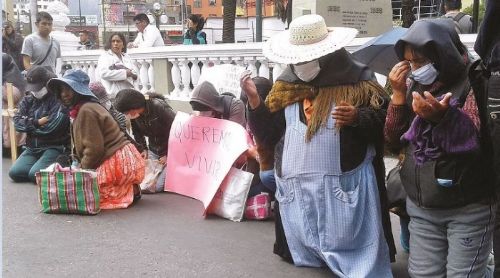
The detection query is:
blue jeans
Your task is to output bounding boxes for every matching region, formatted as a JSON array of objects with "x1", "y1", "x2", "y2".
[
  {"x1": 400, "y1": 215, "x2": 410, "y2": 253},
  {"x1": 247, "y1": 169, "x2": 277, "y2": 198},
  {"x1": 259, "y1": 169, "x2": 276, "y2": 193},
  {"x1": 9, "y1": 147, "x2": 64, "y2": 183},
  {"x1": 407, "y1": 198, "x2": 495, "y2": 278}
]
